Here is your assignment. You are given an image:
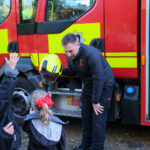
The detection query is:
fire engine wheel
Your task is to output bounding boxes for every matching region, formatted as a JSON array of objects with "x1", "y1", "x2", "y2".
[{"x1": 11, "y1": 77, "x2": 35, "y2": 125}]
